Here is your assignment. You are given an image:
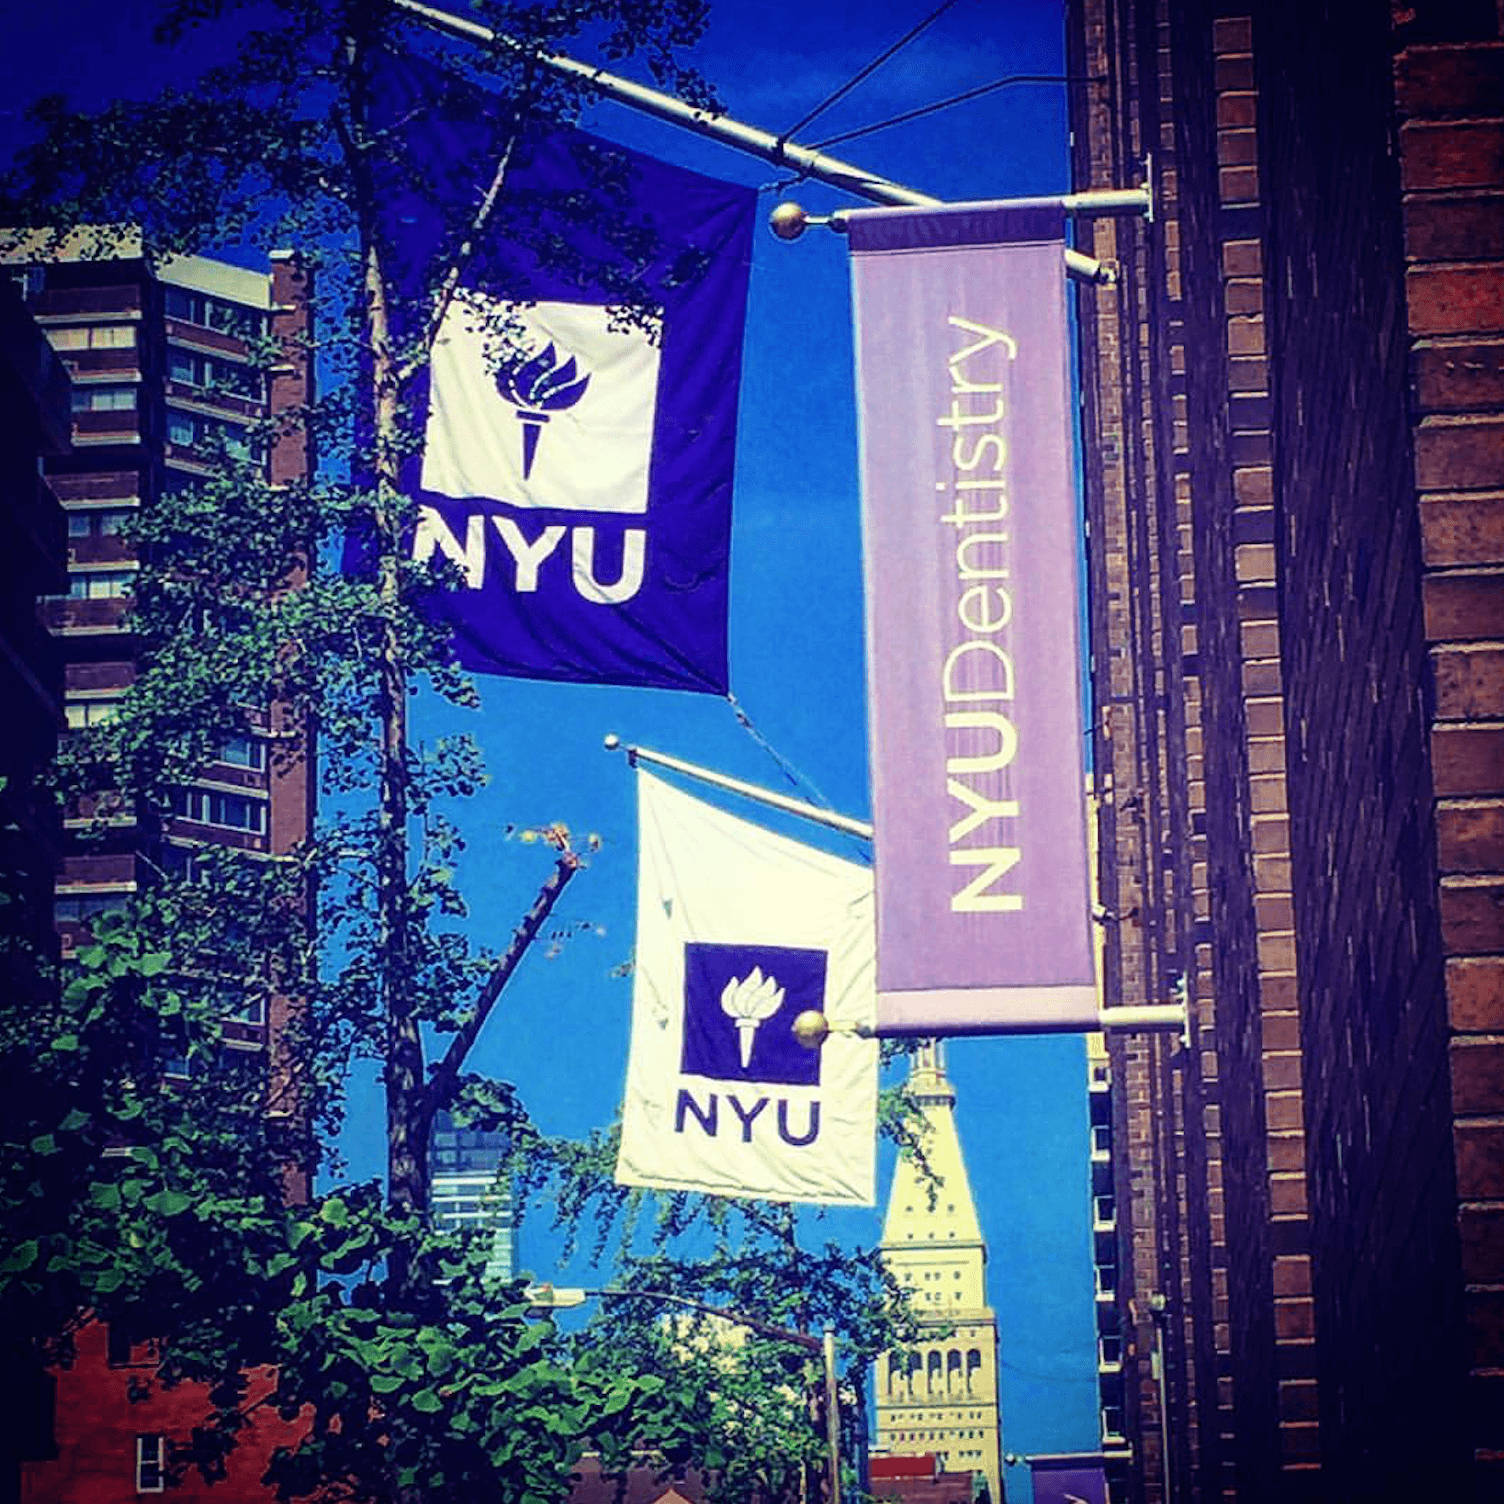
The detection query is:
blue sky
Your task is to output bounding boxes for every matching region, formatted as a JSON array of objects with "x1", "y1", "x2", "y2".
[{"x1": 3, "y1": 1, "x2": 1100, "y2": 1492}]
